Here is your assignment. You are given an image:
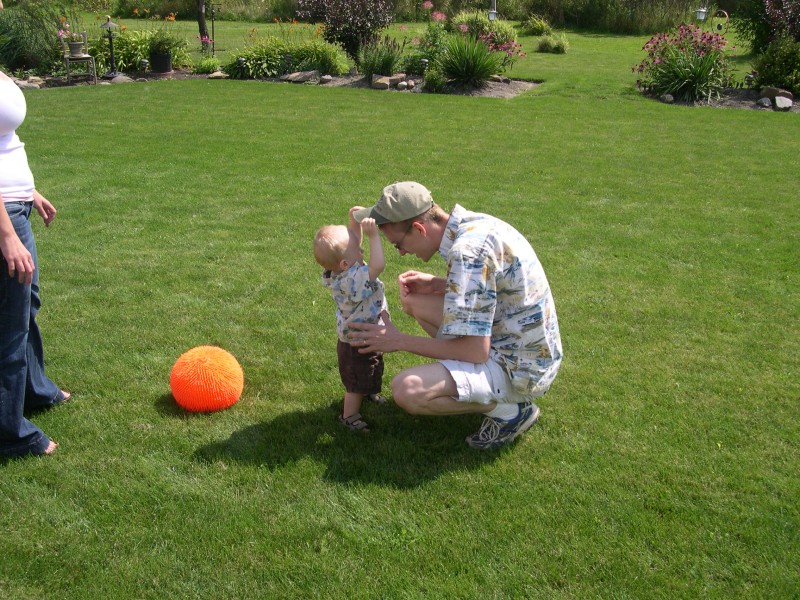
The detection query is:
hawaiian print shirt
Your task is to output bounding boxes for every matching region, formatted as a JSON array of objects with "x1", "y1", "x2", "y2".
[
  {"x1": 439, "y1": 205, "x2": 563, "y2": 397},
  {"x1": 322, "y1": 263, "x2": 388, "y2": 343}
]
